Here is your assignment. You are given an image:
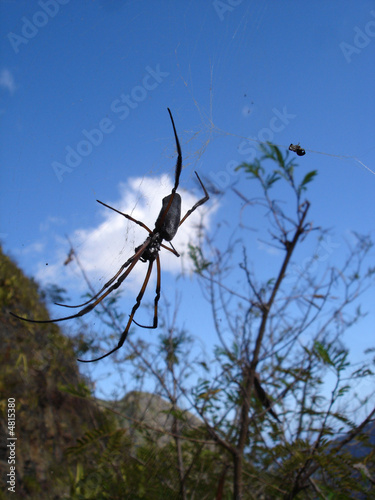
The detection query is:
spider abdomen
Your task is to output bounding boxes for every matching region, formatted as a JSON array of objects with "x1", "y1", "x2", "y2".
[{"x1": 155, "y1": 193, "x2": 181, "y2": 241}]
